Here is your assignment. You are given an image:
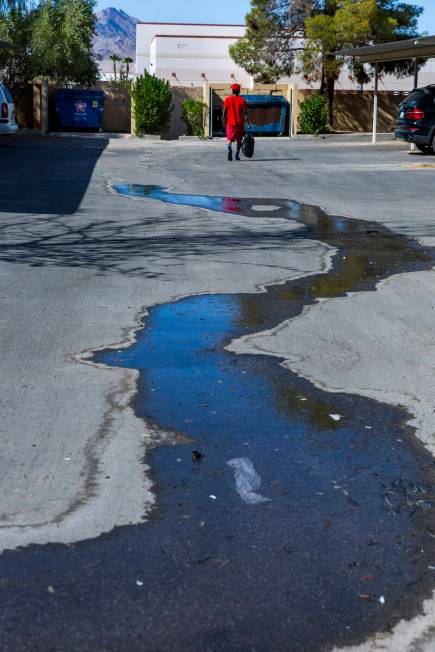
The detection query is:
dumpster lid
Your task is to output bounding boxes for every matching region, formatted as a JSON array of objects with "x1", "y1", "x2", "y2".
[
  {"x1": 55, "y1": 89, "x2": 105, "y2": 99},
  {"x1": 242, "y1": 95, "x2": 287, "y2": 104}
]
